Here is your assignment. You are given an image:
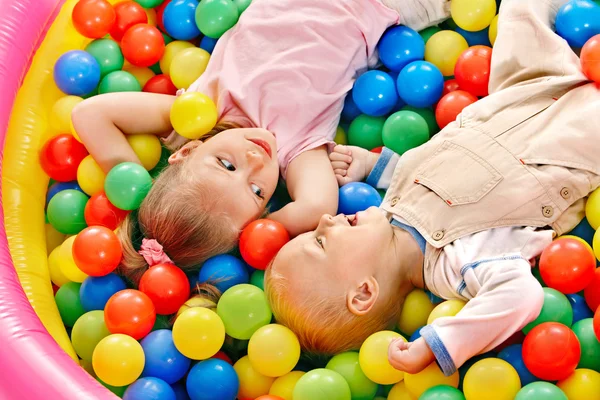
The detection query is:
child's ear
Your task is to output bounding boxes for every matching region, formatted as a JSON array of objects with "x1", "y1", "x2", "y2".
[
  {"x1": 347, "y1": 277, "x2": 379, "y2": 316},
  {"x1": 168, "y1": 140, "x2": 202, "y2": 165}
]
